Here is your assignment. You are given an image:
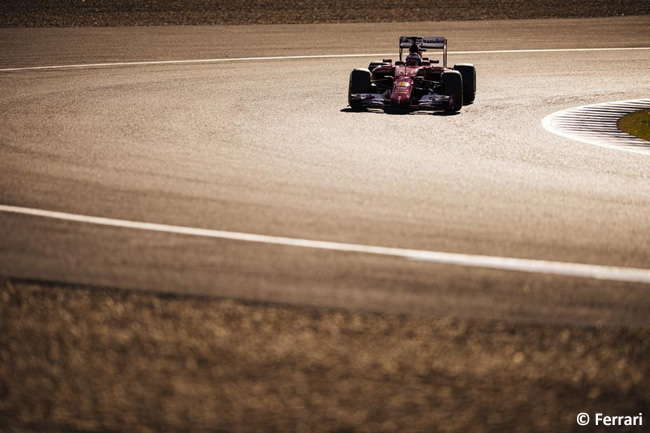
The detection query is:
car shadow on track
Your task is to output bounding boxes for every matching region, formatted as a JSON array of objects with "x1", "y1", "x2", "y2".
[{"x1": 340, "y1": 107, "x2": 460, "y2": 116}]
